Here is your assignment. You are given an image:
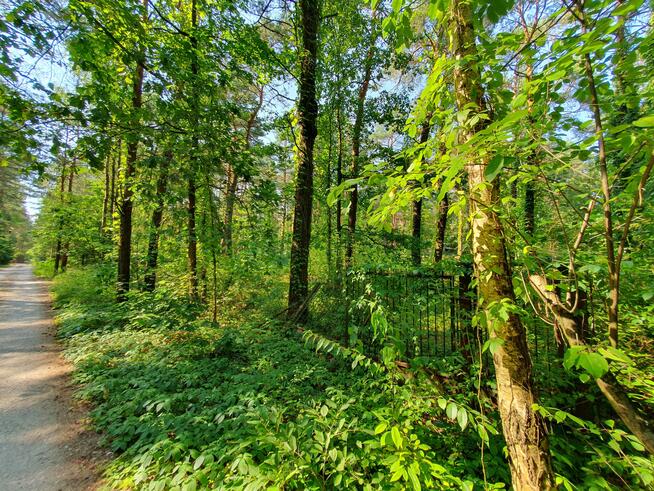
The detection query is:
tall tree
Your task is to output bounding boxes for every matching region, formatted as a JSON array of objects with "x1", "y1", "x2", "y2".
[
  {"x1": 411, "y1": 119, "x2": 431, "y2": 266},
  {"x1": 143, "y1": 150, "x2": 170, "y2": 292},
  {"x1": 287, "y1": 0, "x2": 320, "y2": 322},
  {"x1": 345, "y1": 18, "x2": 376, "y2": 267},
  {"x1": 449, "y1": 0, "x2": 554, "y2": 487},
  {"x1": 117, "y1": 0, "x2": 148, "y2": 300}
]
